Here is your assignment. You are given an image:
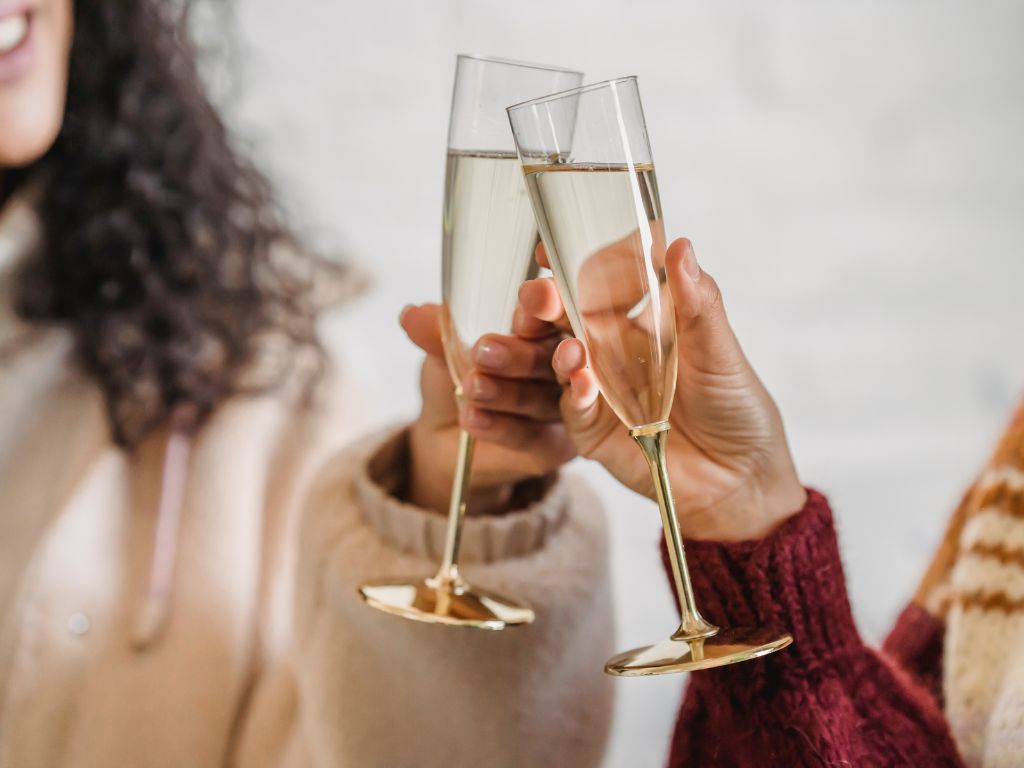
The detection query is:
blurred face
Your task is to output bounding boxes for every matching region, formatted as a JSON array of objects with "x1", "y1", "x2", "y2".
[{"x1": 0, "y1": 0, "x2": 73, "y2": 168}]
